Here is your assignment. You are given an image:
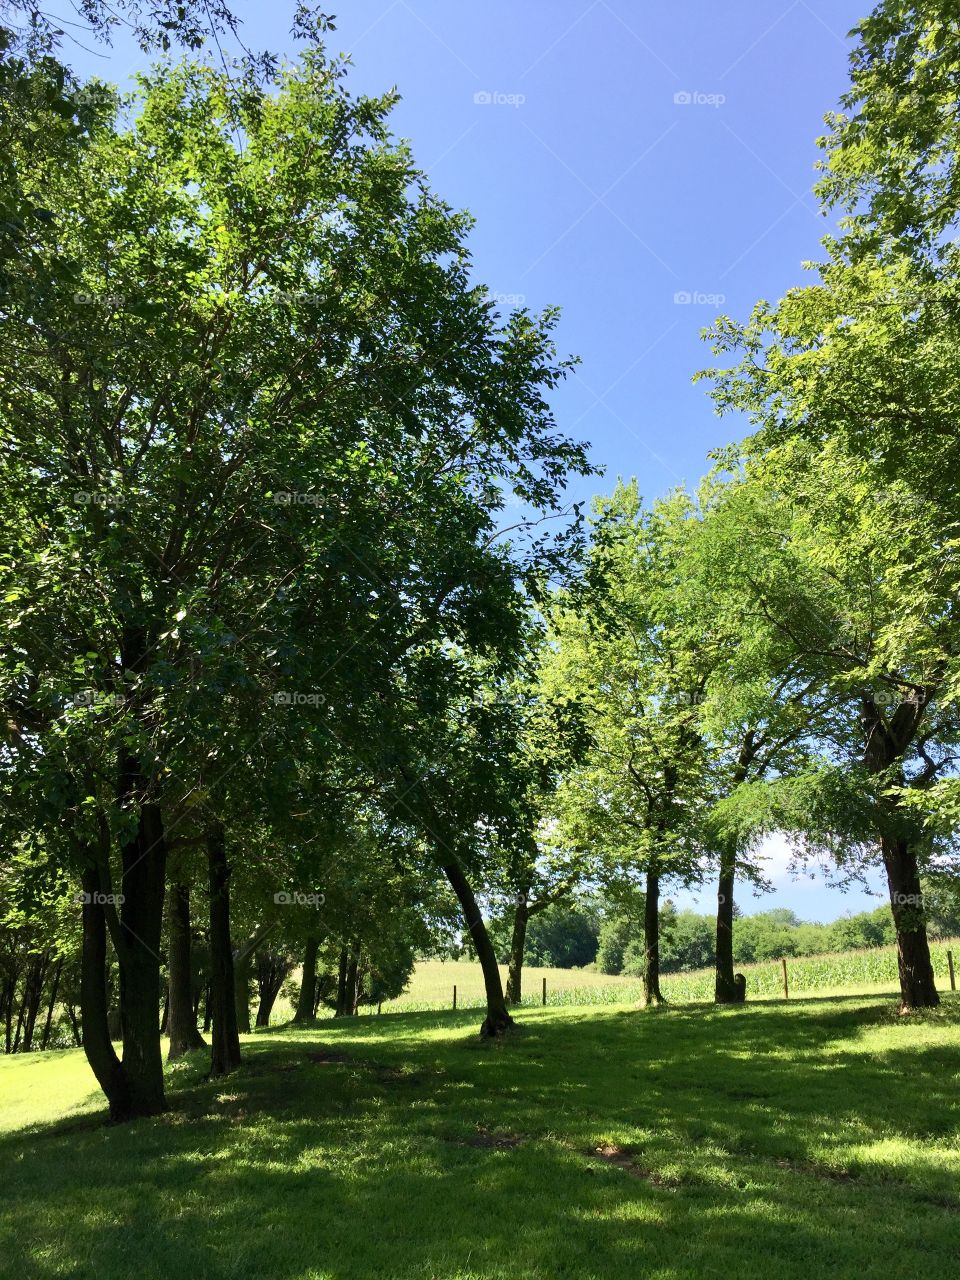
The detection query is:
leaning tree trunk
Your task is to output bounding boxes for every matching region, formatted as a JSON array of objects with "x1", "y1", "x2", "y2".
[
  {"x1": 504, "y1": 896, "x2": 529, "y2": 1006},
  {"x1": 293, "y1": 935, "x2": 320, "y2": 1023},
  {"x1": 167, "y1": 882, "x2": 207, "y2": 1060},
  {"x1": 643, "y1": 865, "x2": 664, "y2": 1007},
  {"x1": 115, "y1": 769, "x2": 168, "y2": 1117},
  {"x1": 443, "y1": 860, "x2": 513, "y2": 1037},
  {"x1": 882, "y1": 833, "x2": 939, "y2": 1009},
  {"x1": 79, "y1": 865, "x2": 131, "y2": 1120},
  {"x1": 714, "y1": 845, "x2": 738, "y2": 1004},
  {"x1": 208, "y1": 825, "x2": 242, "y2": 1076}
]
